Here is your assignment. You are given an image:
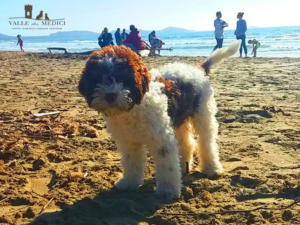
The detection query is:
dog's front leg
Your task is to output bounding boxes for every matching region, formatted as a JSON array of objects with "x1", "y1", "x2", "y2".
[
  {"x1": 149, "y1": 139, "x2": 182, "y2": 198},
  {"x1": 114, "y1": 143, "x2": 146, "y2": 191}
]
